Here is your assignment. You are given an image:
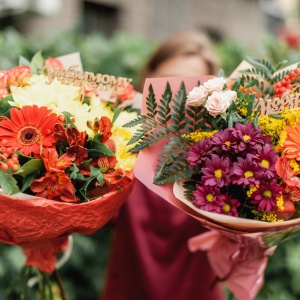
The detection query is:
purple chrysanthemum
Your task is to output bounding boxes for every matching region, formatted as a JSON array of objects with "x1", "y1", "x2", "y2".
[
  {"x1": 201, "y1": 154, "x2": 231, "y2": 187},
  {"x1": 247, "y1": 143, "x2": 278, "y2": 179},
  {"x1": 232, "y1": 123, "x2": 265, "y2": 152},
  {"x1": 211, "y1": 128, "x2": 238, "y2": 153},
  {"x1": 221, "y1": 197, "x2": 240, "y2": 217},
  {"x1": 186, "y1": 138, "x2": 212, "y2": 168},
  {"x1": 192, "y1": 184, "x2": 225, "y2": 213},
  {"x1": 231, "y1": 157, "x2": 264, "y2": 187},
  {"x1": 250, "y1": 180, "x2": 284, "y2": 211}
]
